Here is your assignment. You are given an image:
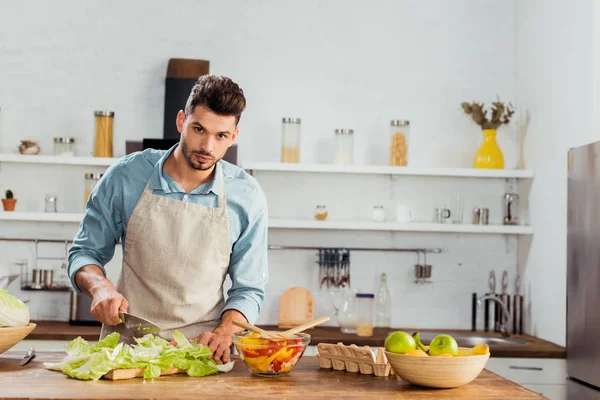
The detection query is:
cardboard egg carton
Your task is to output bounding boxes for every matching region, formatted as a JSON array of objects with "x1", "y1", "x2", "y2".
[{"x1": 316, "y1": 342, "x2": 394, "y2": 377}]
